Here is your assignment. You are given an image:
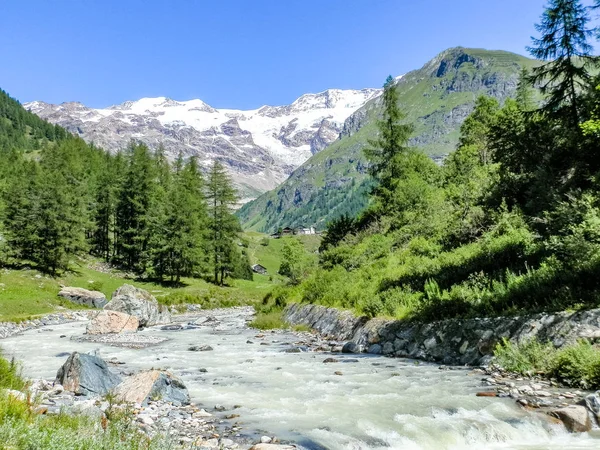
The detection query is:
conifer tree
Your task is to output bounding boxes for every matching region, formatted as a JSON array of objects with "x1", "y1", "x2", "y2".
[
  {"x1": 206, "y1": 161, "x2": 240, "y2": 285},
  {"x1": 516, "y1": 67, "x2": 536, "y2": 112},
  {"x1": 150, "y1": 155, "x2": 208, "y2": 282},
  {"x1": 115, "y1": 142, "x2": 156, "y2": 272},
  {"x1": 364, "y1": 75, "x2": 413, "y2": 191},
  {"x1": 527, "y1": 0, "x2": 593, "y2": 125}
]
